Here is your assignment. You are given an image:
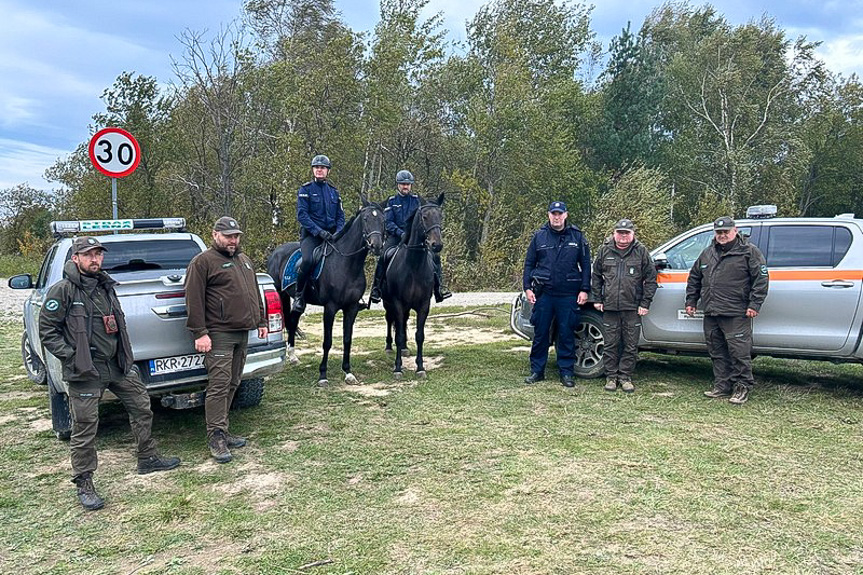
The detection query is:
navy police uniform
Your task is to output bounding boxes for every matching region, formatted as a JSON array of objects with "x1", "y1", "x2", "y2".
[
  {"x1": 294, "y1": 178, "x2": 345, "y2": 309},
  {"x1": 523, "y1": 216, "x2": 591, "y2": 381}
]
